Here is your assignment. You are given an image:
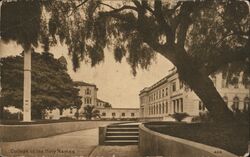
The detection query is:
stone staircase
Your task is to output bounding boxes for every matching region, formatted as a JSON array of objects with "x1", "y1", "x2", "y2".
[{"x1": 104, "y1": 123, "x2": 139, "y2": 145}]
